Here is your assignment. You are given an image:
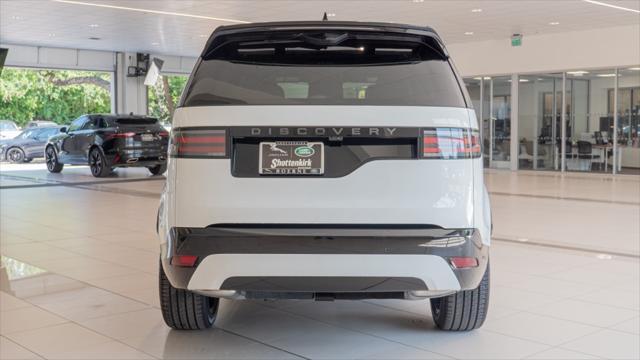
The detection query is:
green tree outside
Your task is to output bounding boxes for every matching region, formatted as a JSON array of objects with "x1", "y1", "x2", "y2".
[
  {"x1": 0, "y1": 67, "x2": 111, "y2": 127},
  {"x1": 148, "y1": 74, "x2": 188, "y2": 124}
]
